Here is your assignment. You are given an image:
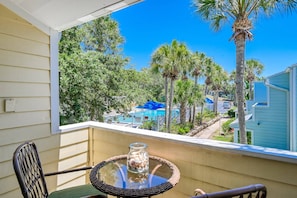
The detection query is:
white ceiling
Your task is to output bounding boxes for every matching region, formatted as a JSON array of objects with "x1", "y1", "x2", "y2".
[{"x1": 1, "y1": 0, "x2": 142, "y2": 33}]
